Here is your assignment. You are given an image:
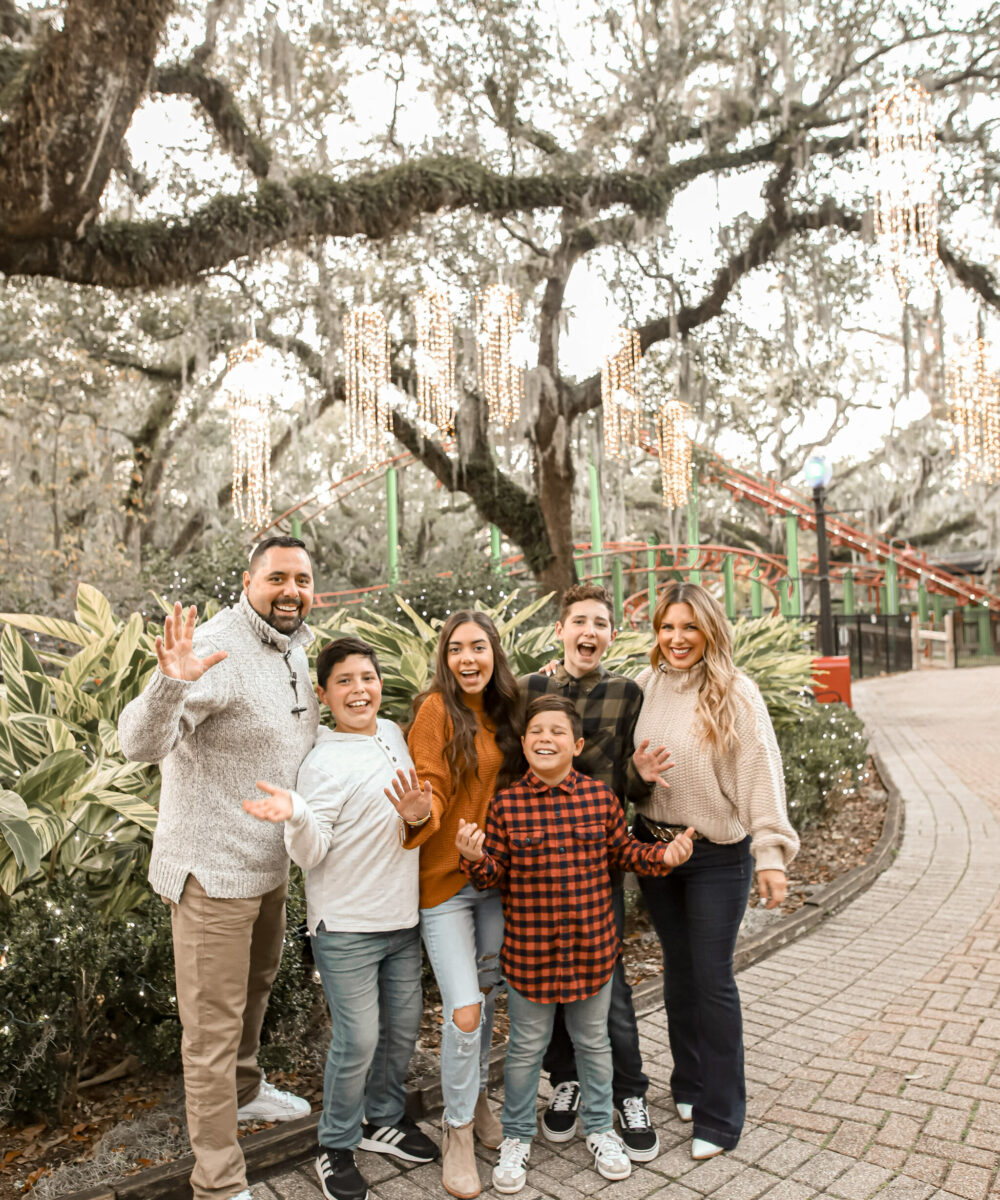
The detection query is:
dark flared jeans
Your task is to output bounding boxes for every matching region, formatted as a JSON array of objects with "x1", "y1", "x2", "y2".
[
  {"x1": 634, "y1": 823, "x2": 753, "y2": 1149},
  {"x1": 542, "y1": 882, "x2": 649, "y2": 1103}
]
